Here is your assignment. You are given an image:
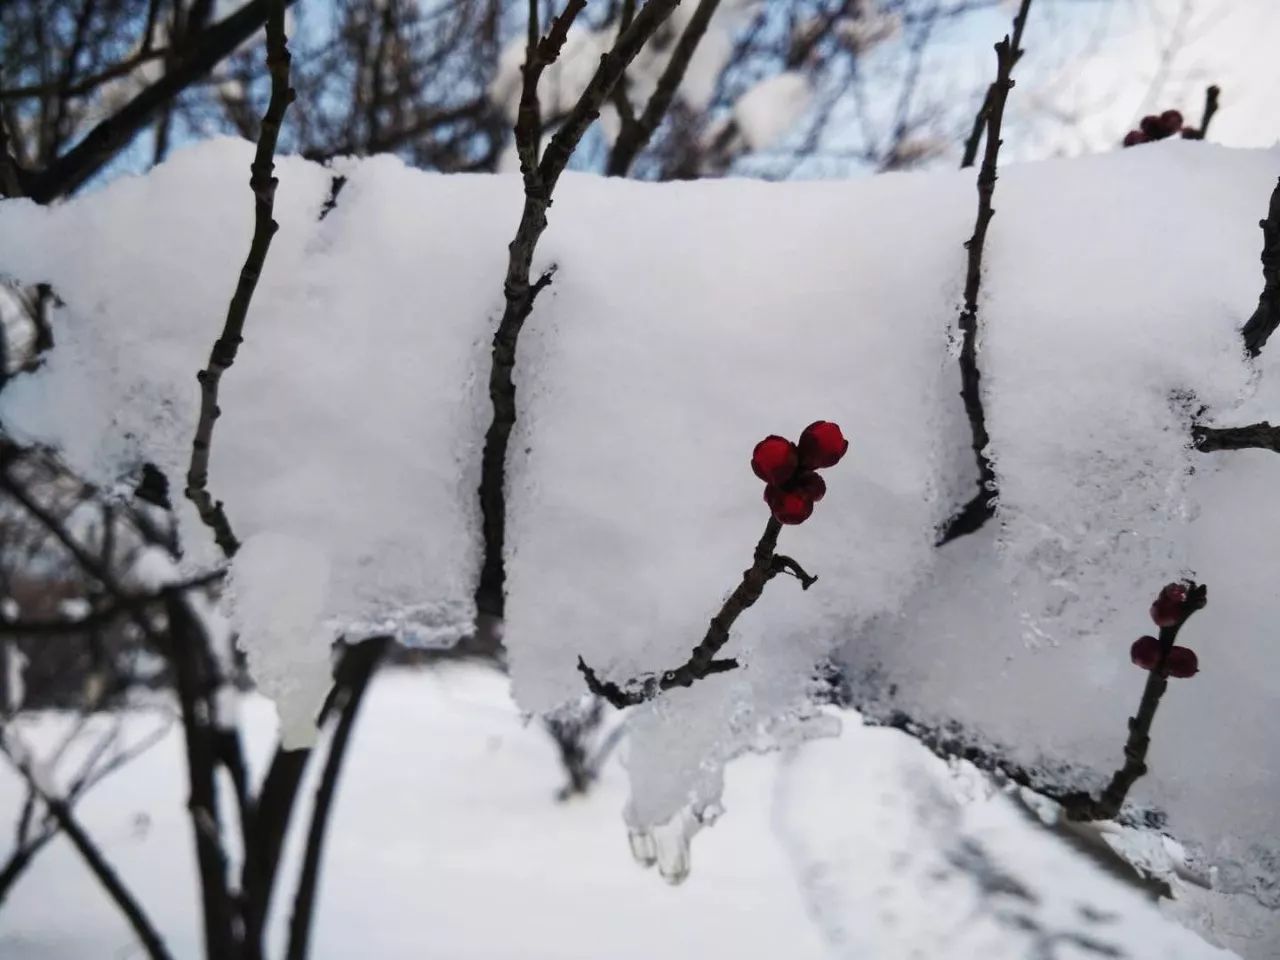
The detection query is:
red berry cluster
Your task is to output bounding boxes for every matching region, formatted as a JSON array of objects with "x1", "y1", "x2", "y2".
[
  {"x1": 1122, "y1": 109, "x2": 1205, "y2": 147},
  {"x1": 751, "y1": 421, "x2": 848, "y2": 525},
  {"x1": 1129, "y1": 582, "x2": 1204, "y2": 678}
]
